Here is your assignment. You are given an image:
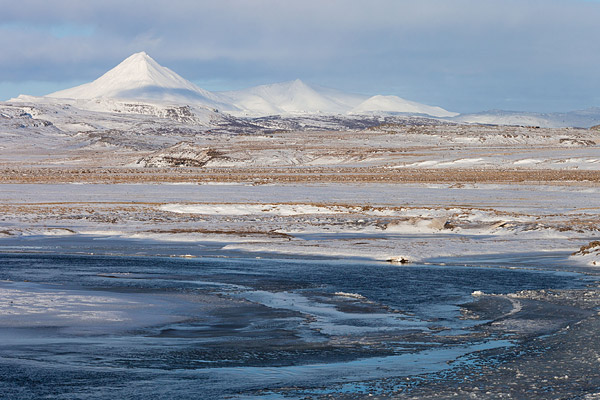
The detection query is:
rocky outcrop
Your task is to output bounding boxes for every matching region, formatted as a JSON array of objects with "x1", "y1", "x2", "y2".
[
  {"x1": 134, "y1": 142, "x2": 220, "y2": 167},
  {"x1": 571, "y1": 241, "x2": 600, "y2": 266}
]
